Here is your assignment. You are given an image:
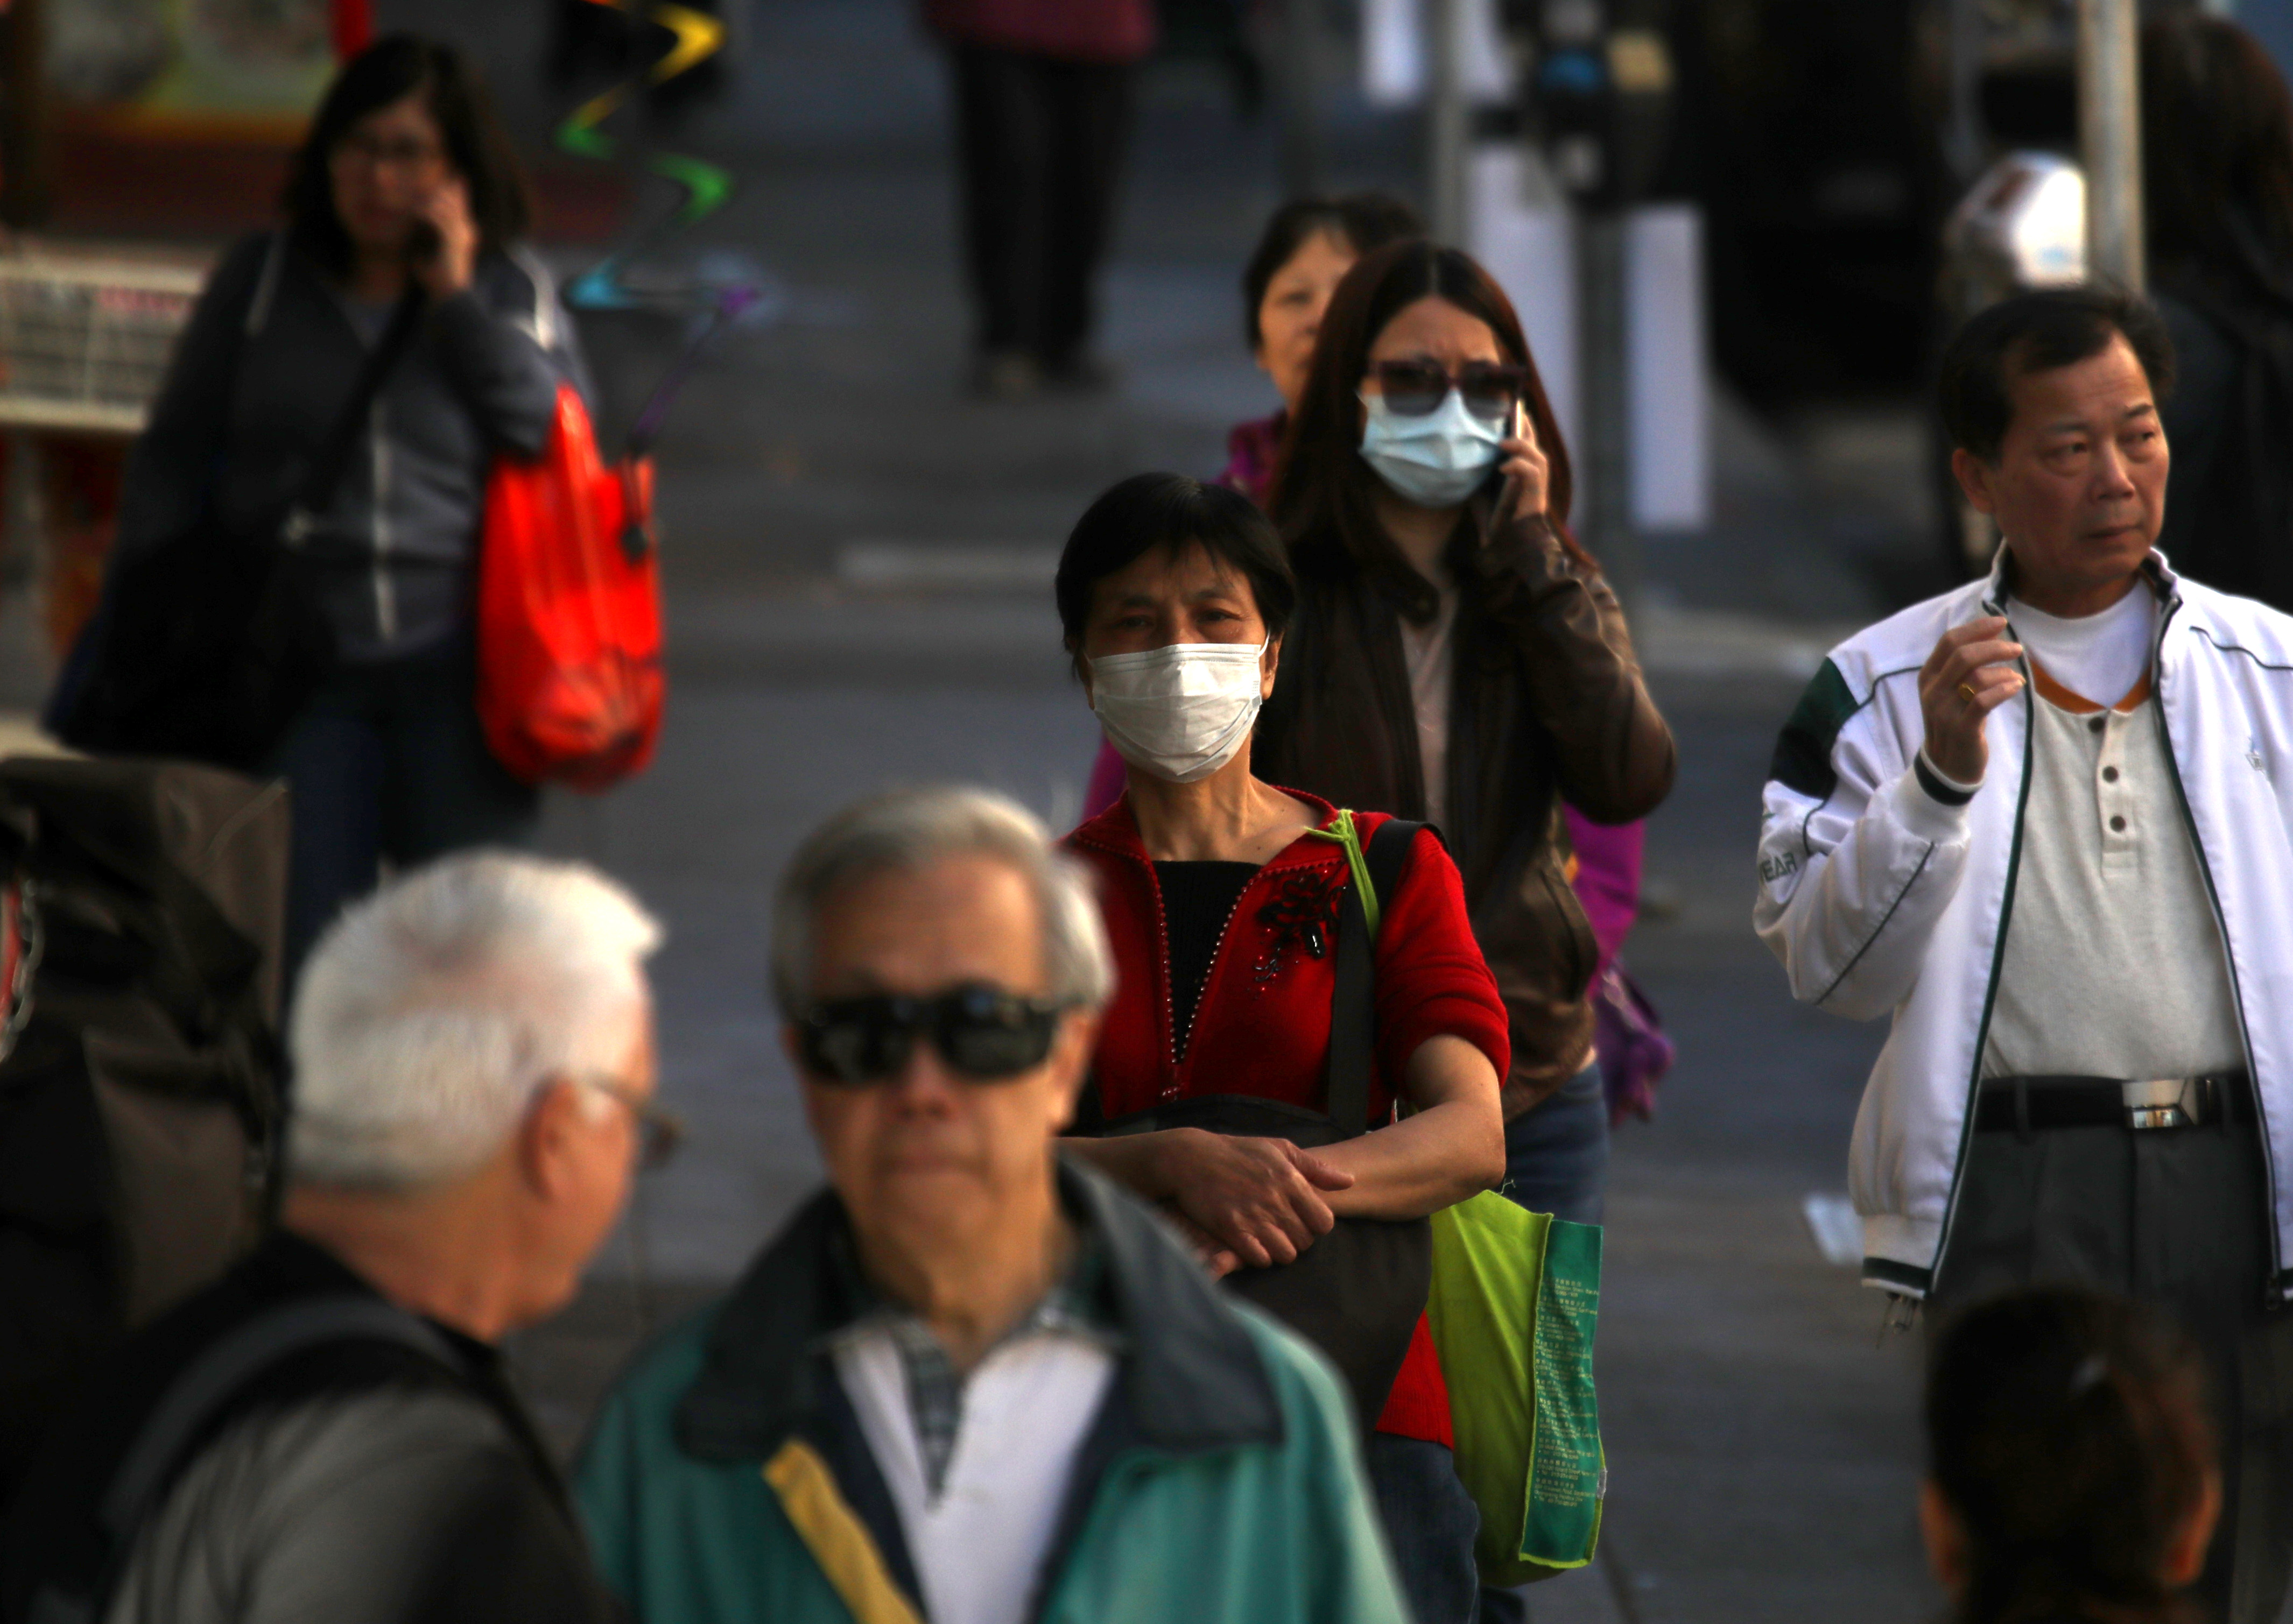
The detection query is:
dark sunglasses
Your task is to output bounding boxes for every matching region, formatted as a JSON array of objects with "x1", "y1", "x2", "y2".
[
  {"x1": 1368, "y1": 359, "x2": 1532, "y2": 422},
  {"x1": 797, "y1": 983, "x2": 1067, "y2": 1086}
]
